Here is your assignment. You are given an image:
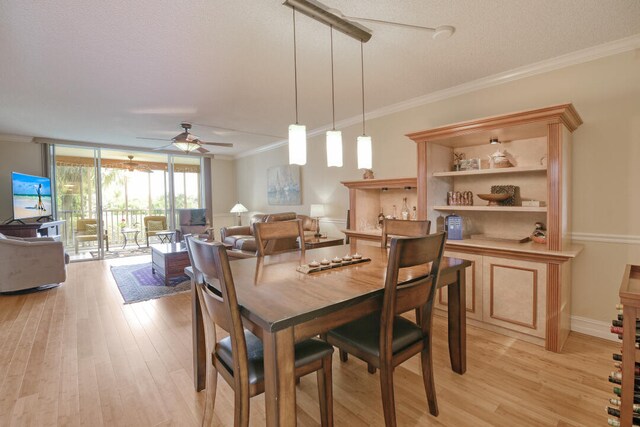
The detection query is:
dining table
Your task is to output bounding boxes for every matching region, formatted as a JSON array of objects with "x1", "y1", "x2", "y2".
[{"x1": 186, "y1": 242, "x2": 471, "y2": 427}]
